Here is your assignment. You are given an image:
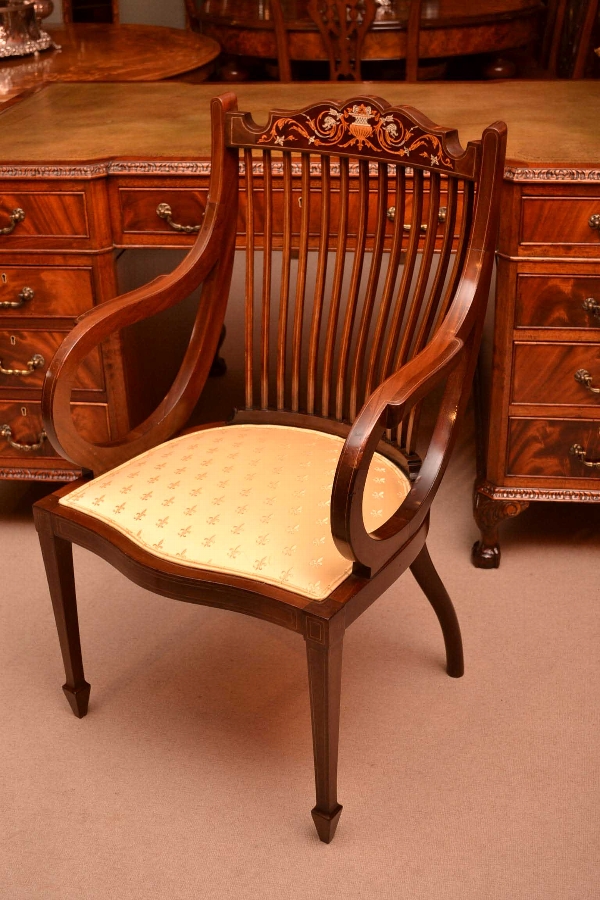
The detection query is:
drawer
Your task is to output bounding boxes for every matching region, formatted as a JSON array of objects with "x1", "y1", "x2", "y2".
[
  {"x1": 521, "y1": 197, "x2": 600, "y2": 247},
  {"x1": 0, "y1": 190, "x2": 90, "y2": 247},
  {"x1": 0, "y1": 265, "x2": 94, "y2": 318},
  {"x1": 508, "y1": 417, "x2": 600, "y2": 479},
  {"x1": 0, "y1": 400, "x2": 109, "y2": 462},
  {"x1": 0, "y1": 330, "x2": 103, "y2": 391},
  {"x1": 111, "y1": 176, "x2": 461, "y2": 248},
  {"x1": 239, "y1": 187, "x2": 460, "y2": 249},
  {"x1": 512, "y1": 343, "x2": 600, "y2": 406},
  {"x1": 515, "y1": 274, "x2": 600, "y2": 329},
  {"x1": 114, "y1": 187, "x2": 207, "y2": 244}
]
